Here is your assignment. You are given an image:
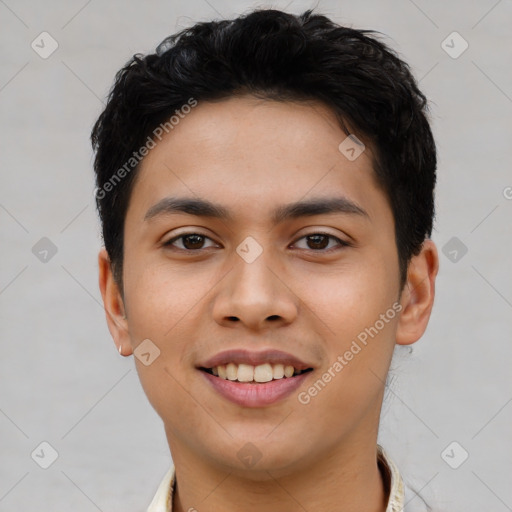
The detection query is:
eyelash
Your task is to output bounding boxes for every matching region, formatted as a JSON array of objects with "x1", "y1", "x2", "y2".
[{"x1": 163, "y1": 232, "x2": 351, "y2": 253}]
